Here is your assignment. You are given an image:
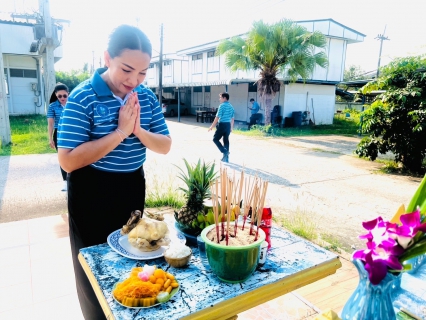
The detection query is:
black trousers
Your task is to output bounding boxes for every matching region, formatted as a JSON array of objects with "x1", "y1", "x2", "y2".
[
  {"x1": 53, "y1": 129, "x2": 68, "y2": 181},
  {"x1": 213, "y1": 122, "x2": 231, "y2": 154},
  {"x1": 68, "y1": 165, "x2": 146, "y2": 320},
  {"x1": 248, "y1": 113, "x2": 262, "y2": 129}
]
